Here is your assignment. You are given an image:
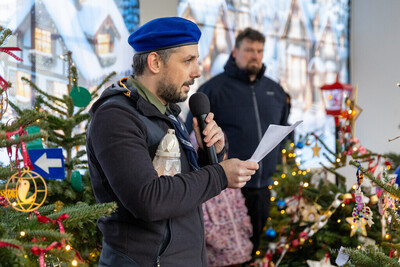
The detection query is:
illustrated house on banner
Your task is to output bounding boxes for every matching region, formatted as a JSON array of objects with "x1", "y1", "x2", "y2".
[
  {"x1": 5, "y1": 0, "x2": 132, "y2": 109},
  {"x1": 281, "y1": 0, "x2": 315, "y2": 109},
  {"x1": 179, "y1": 0, "x2": 234, "y2": 81},
  {"x1": 78, "y1": 0, "x2": 123, "y2": 67}
]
